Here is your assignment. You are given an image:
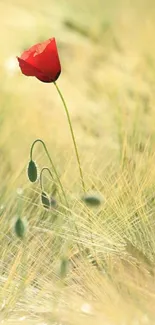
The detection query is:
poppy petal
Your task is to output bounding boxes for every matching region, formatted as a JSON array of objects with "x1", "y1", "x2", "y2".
[
  {"x1": 17, "y1": 57, "x2": 52, "y2": 82},
  {"x1": 32, "y1": 38, "x2": 61, "y2": 79},
  {"x1": 17, "y1": 57, "x2": 40, "y2": 76}
]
